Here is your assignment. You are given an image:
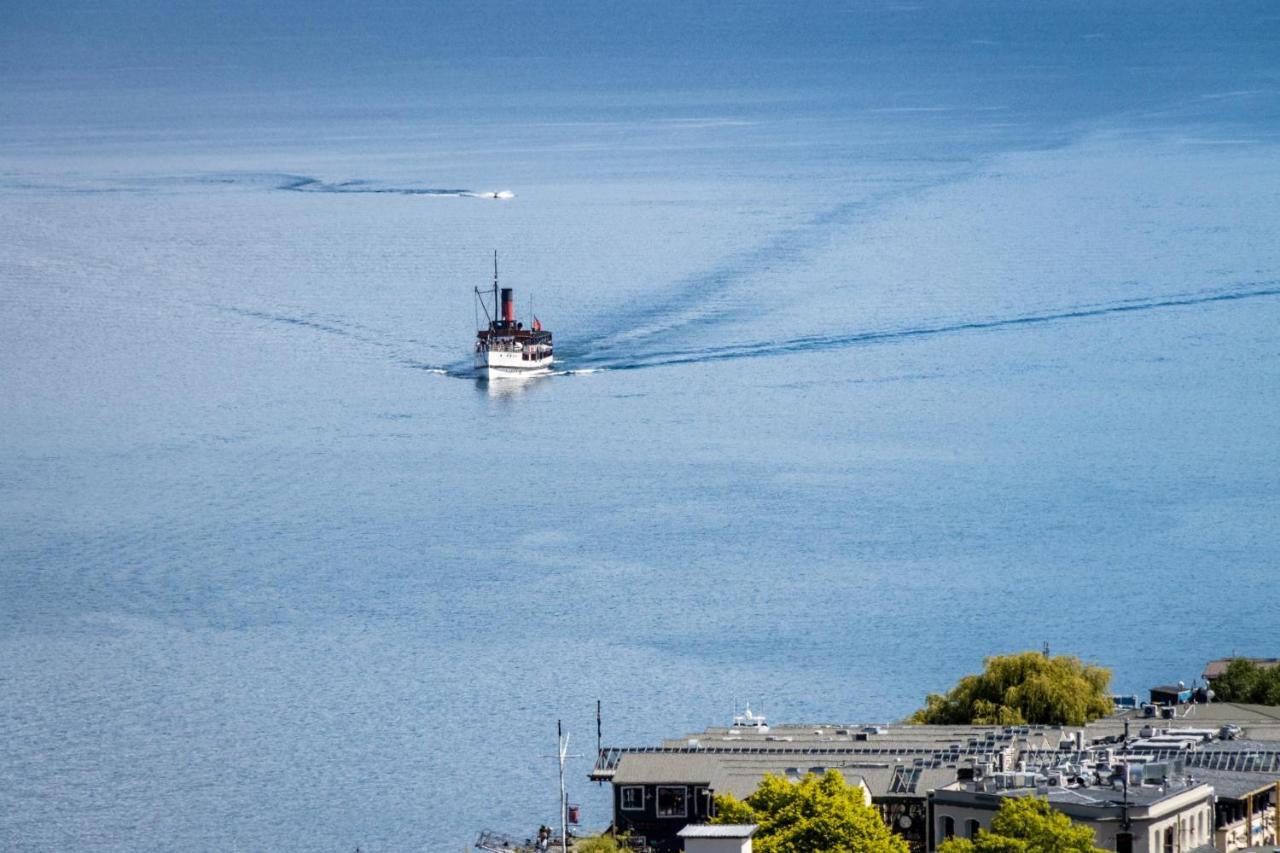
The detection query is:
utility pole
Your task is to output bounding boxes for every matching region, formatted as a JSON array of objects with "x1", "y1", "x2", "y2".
[
  {"x1": 559, "y1": 719, "x2": 568, "y2": 851},
  {"x1": 547, "y1": 720, "x2": 580, "y2": 851}
]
